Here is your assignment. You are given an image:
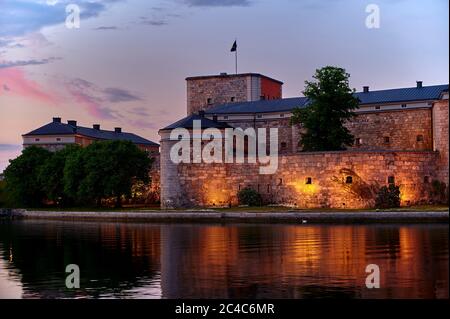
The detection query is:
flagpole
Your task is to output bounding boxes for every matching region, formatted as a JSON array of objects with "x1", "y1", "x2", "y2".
[{"x1": 235, "y1": 48, "x2": 238, "y2": 74}]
